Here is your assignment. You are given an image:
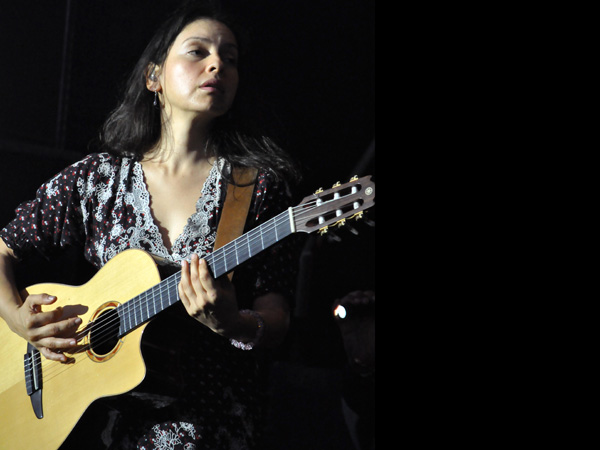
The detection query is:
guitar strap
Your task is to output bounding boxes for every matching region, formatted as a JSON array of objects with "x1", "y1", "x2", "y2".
[{"x1": 213, "y1": 166, "x2": 258, "y2": 280}]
